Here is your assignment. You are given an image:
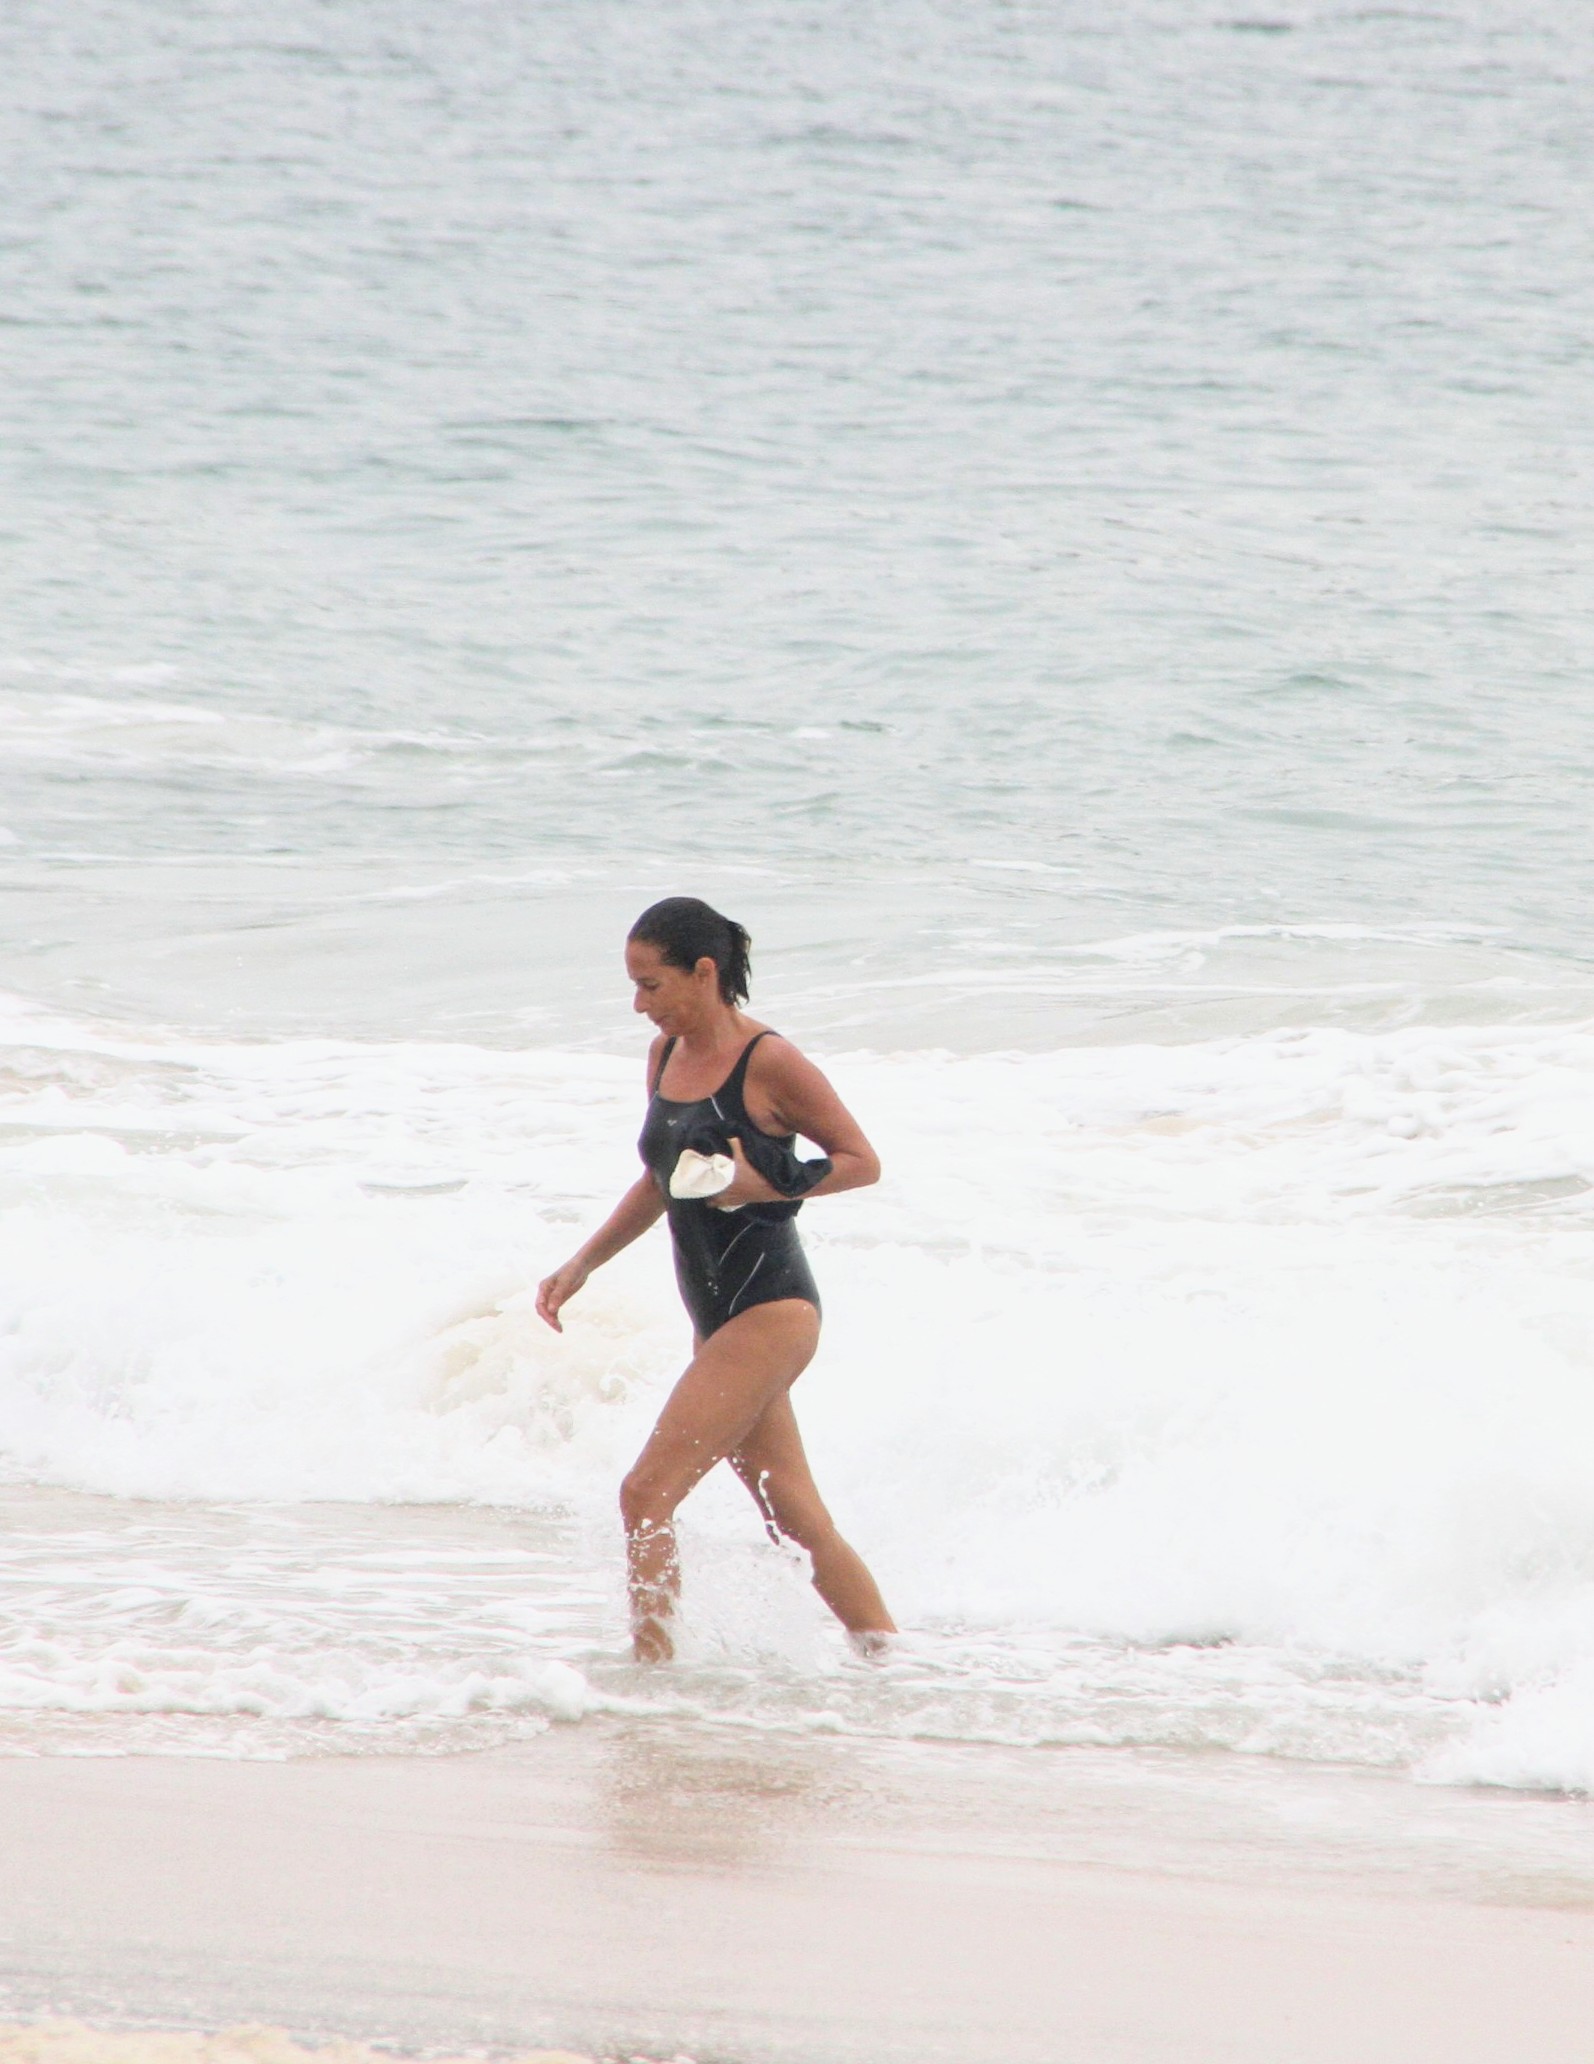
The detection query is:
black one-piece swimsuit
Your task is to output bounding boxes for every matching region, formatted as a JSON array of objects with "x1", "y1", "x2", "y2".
[{"x1": 638, "y1": 1032, "x2": 822, "y2": 1340}]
